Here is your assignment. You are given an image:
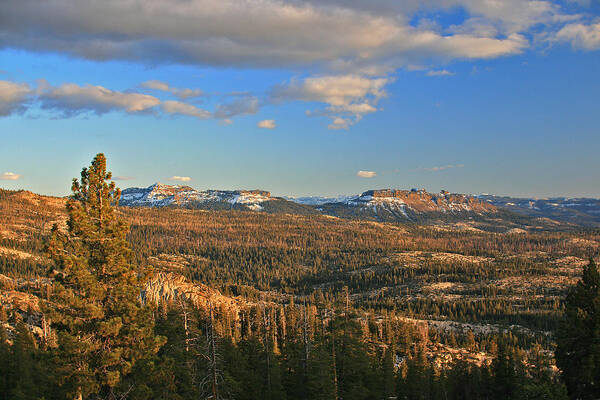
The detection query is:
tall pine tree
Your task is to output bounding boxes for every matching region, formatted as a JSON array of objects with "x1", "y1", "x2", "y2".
[
  {"x1": 556, "y1": 257, "x2": 600, "y2": 400},
  {"x1": 45, "y1": 153, "x2": 164, "y2": 400}
]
